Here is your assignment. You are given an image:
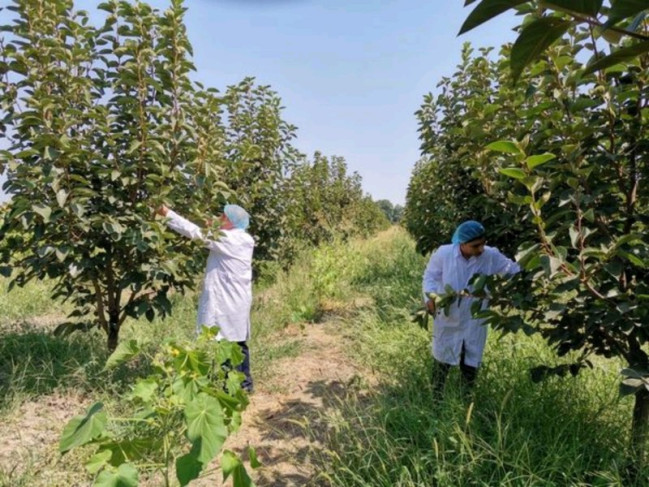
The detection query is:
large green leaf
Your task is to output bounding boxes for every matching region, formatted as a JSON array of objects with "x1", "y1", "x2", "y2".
[
  {"x1": 59, "y1": 402, "x2": 107, "y2": 453},
  {"x1": 511, "y1": 17, "x2": 572, "y2": 82},
  {"x1": 176, "y1": 451, "x2": 203, "y2": 486},
  {"x1": 104, "y1": 339, "x2": 140, "y2": 371},
  {"x1": 526, "y1": 153, "x2": 556, "y2": 169},
  {"x1": 583, "y1": 40, "x2": 649, "y2": 74},
  {"x1": 94, "y1": 463, "x2": 139, "y2": 487},
  {"x1": 608, "y1": 0, "x2": 649, "y2": 24},
  {"x1": 184, "y1": 393, "x2": 227, "y2": 465},
  {"x1": 542, "y1": 0, "x2": 603, "y2": 17},
  {"x1": 459, "y1": 0, "x2": 529, "y2": 35},
  {"x1": 222, "y1": 450, "x2": 255, "y2": 487},
  {"x1": 499, "y1": 167, "x2": 527, "y2": 180},
  {"x1": 486, "y1": 140, "x2": 522, "y2": 154}
]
